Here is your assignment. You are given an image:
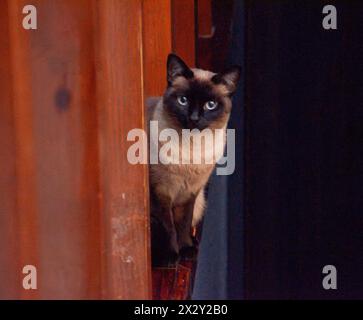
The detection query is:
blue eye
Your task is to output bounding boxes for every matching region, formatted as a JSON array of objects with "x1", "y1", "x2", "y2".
[
  {"x1": 177, "y1": 96, "x2": 188, "y2": 106},
  {"x1": 205, "y1": 100, "x2": 218, "y2": 110}
]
